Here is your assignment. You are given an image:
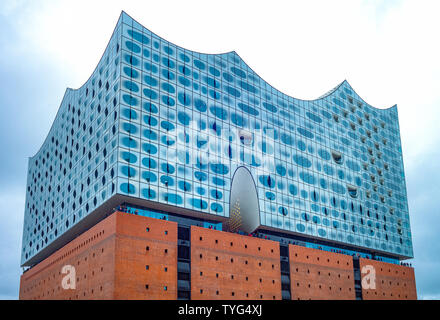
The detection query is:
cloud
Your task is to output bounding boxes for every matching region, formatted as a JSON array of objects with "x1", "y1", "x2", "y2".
[
  {"x1": 0, "y1": 189, "x2": 24, "y2": 300},
  {"x1": 406, "y1": 139, "x2": 440, "y2": 299}
]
